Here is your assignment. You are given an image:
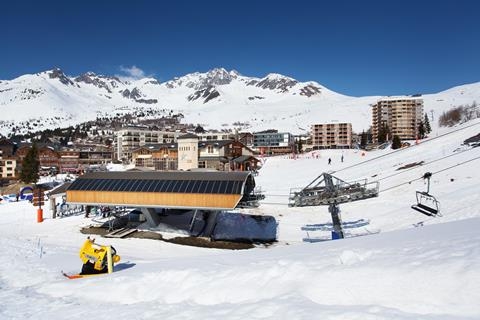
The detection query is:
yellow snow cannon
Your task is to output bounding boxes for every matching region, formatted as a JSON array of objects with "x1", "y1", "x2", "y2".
[{"x1": 79, "y1": 237, "x2": 120, "y2": 275}]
